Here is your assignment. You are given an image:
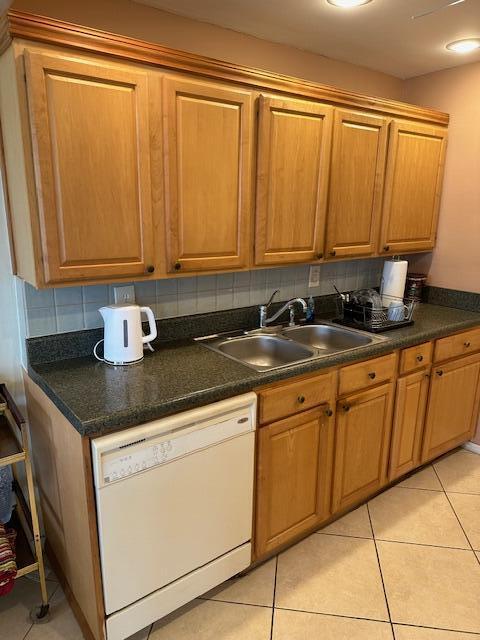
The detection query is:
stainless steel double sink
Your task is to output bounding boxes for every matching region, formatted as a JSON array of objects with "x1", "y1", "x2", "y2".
[{"x1": 197, "y1": 322, "x2": 387, "y2": 372}]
